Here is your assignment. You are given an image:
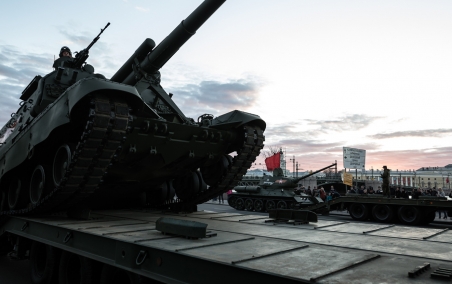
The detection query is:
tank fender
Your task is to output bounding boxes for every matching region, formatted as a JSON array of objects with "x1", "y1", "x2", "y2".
[
  {"x1": 67, "y1": 78, "x2": 146, "y2": 116},
  {"x1": 210, "y1": 110, "x2": 266, "y2": 131}
]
